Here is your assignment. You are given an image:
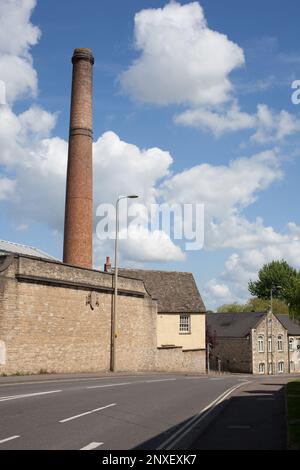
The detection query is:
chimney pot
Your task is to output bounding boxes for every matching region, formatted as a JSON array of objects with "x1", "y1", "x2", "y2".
[{"x1": 104, "y1": 256, "x2": 112, "y2": 273}]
